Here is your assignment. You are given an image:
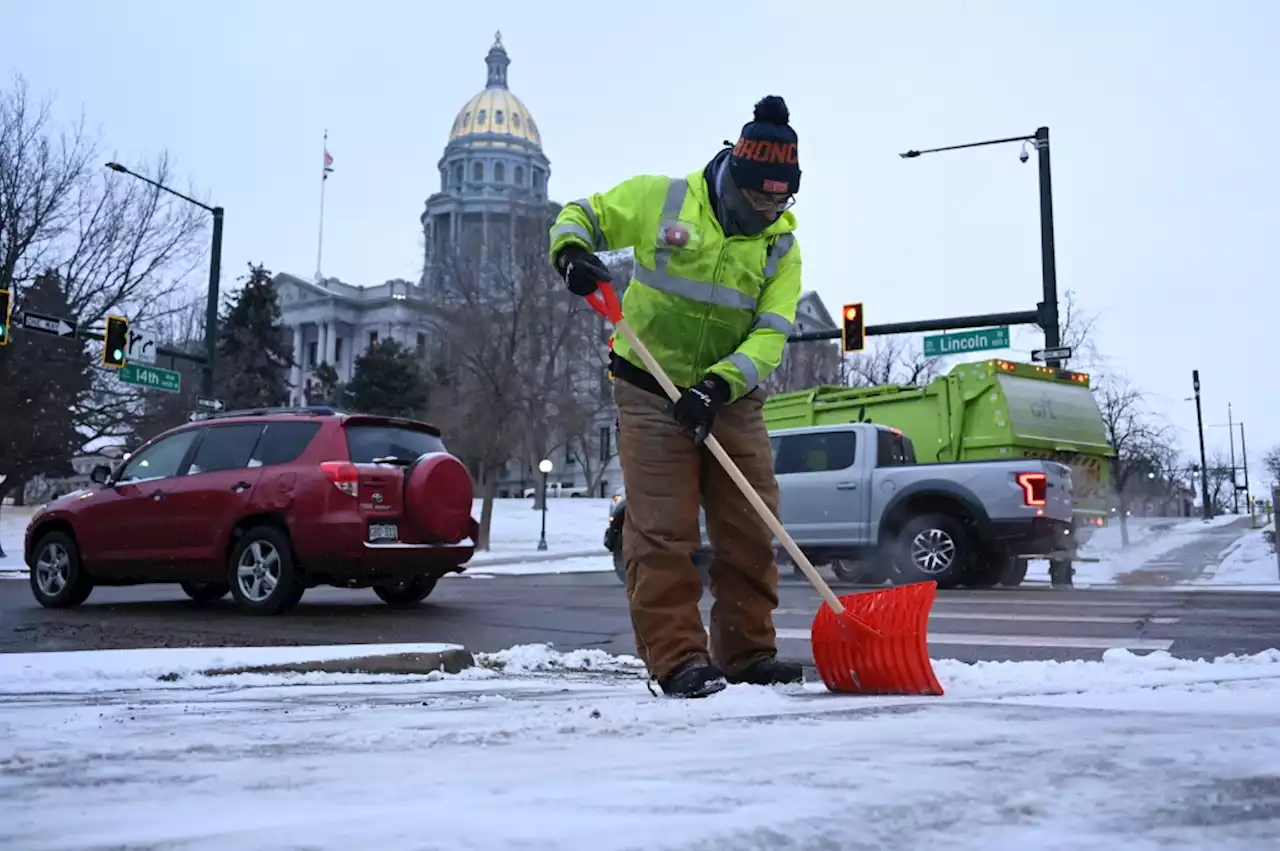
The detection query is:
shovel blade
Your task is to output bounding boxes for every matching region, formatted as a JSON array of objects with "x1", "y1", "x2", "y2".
[{"x1": 810, "y1": 581, "x2": 944, "y2": 696}]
